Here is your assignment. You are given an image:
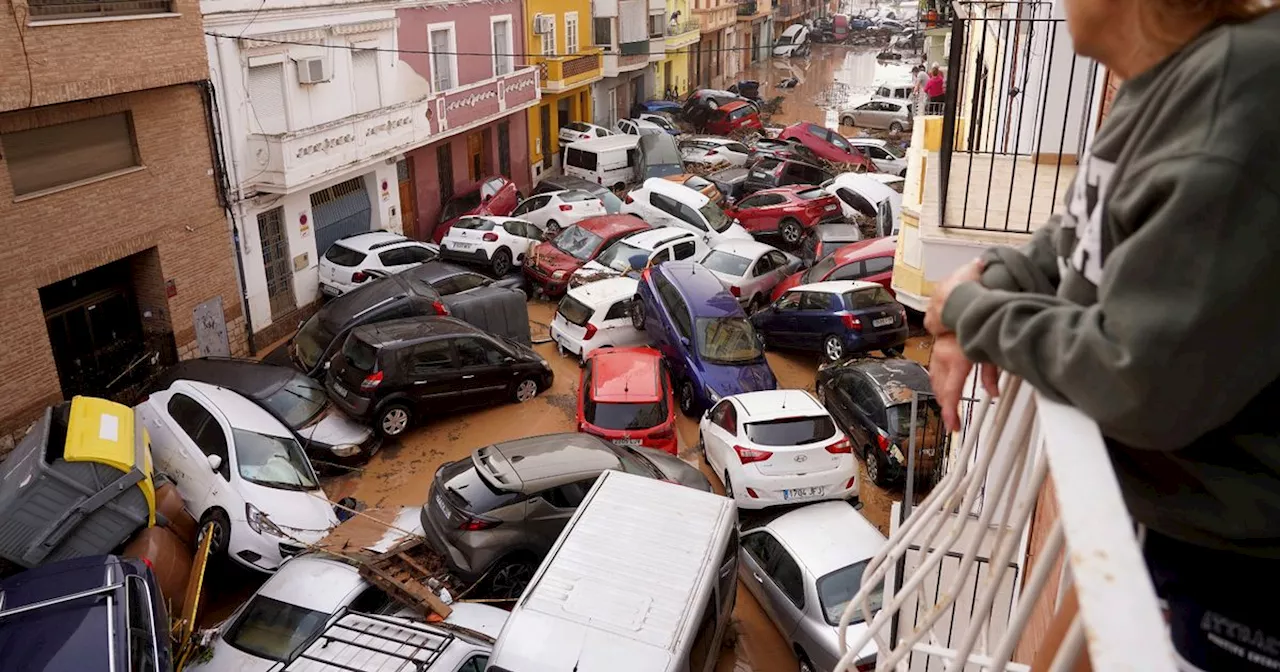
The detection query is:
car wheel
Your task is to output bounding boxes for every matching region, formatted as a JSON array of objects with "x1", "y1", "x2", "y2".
[
  {"x1": 630, "y1": 297, "x2": 646, "y2": 330},
  {"x1": 491, "y1": 248, "x2": 513, "y2": 276},
  {"x1": 890, "y1": 121, "x2": 905, "y2": 133},
  {"x1": 679, "y1": 380, "x2": 698, "y2": 418},
  {"x1": 797, "y1": 651, "x2": 817, "y2": 672},
  {"x1": 866, "y1": 447, "x2": 890, "y2": 487},
  {"x1": 841, "y1": 115, "x2": 855, "y2": 127},
  {"x1": 487, "y1": 556, "x2": 535, "y2": 599},
  {"x1": 513, "y1": 377, "x2": 539, "y2": 403},
  {"x1": 377, "y1": 404, "x2": 412, "y2": 437},
  {"x1": 882, "y1": 345, "x2": 904, "y2": 357},
  {"x1": 747, "y1": 294, "x2": 765, "y2": 315},
  {"x1": 779, "y1": 218, "x2": 803, "y2": 247},
  {"x1": 824, "y1": 335, "x2": 845, "y2": 362},
  {"x1": 198, "y1": 508, "x2": 231, "y2": 557},
  {"x1": 545, "y1": 219, "x2": 560, "y2": 237}
]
